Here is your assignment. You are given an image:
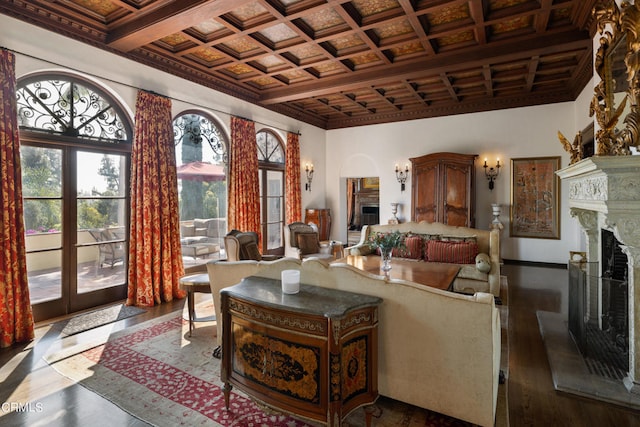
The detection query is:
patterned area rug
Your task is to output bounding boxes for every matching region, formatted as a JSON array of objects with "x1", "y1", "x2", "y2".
[
  {"x1": 45, "y1": 310, "x2": 501, "y2": 426},
  {"x1": 54, "y1": 304, "x2": 146, "y2": 337}
]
